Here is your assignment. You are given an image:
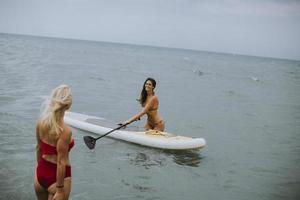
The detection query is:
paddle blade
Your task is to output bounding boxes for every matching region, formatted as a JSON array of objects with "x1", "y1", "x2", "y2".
[{"x1": 83, "y1": 136, "x2": 96, "y2": 149}]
